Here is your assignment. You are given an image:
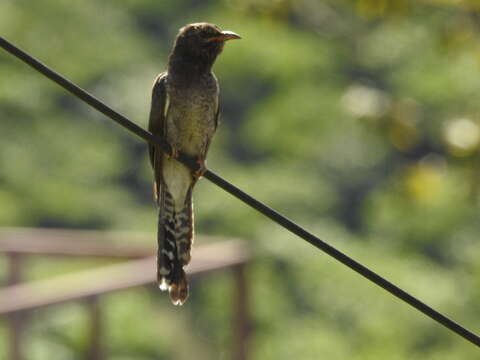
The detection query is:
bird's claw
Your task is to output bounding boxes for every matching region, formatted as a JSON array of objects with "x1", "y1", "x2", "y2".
[
  {"x1": 167, "y1": 144, "x2": 179, "y2": 159},
  {"x1": 193, "y1": 158, "x2": 207, "y2": 179}
]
